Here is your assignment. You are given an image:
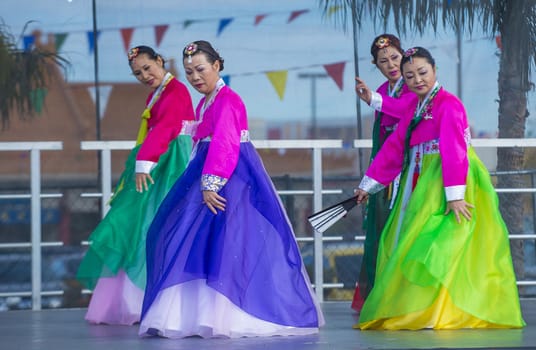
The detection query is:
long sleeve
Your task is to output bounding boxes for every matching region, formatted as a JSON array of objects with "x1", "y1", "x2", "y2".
[
  {"x1": 437, "y1": 94, "x2": 469, "y2": 200},
  {"x1": 369, "y1": 83, "x2": 418, "y2": 146},
  {"x1": 136, "y1": 79, "x2": 194, "y2": 173},
  {"x1": 370, "y1": 84, "x2": 418, "y2": 121},
  {"x1": 196, "y1": 87, "x2": 248, "y2": 192},
  {"x1": 360, "y1": 117, "x2": 408, "y2": 194}
]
